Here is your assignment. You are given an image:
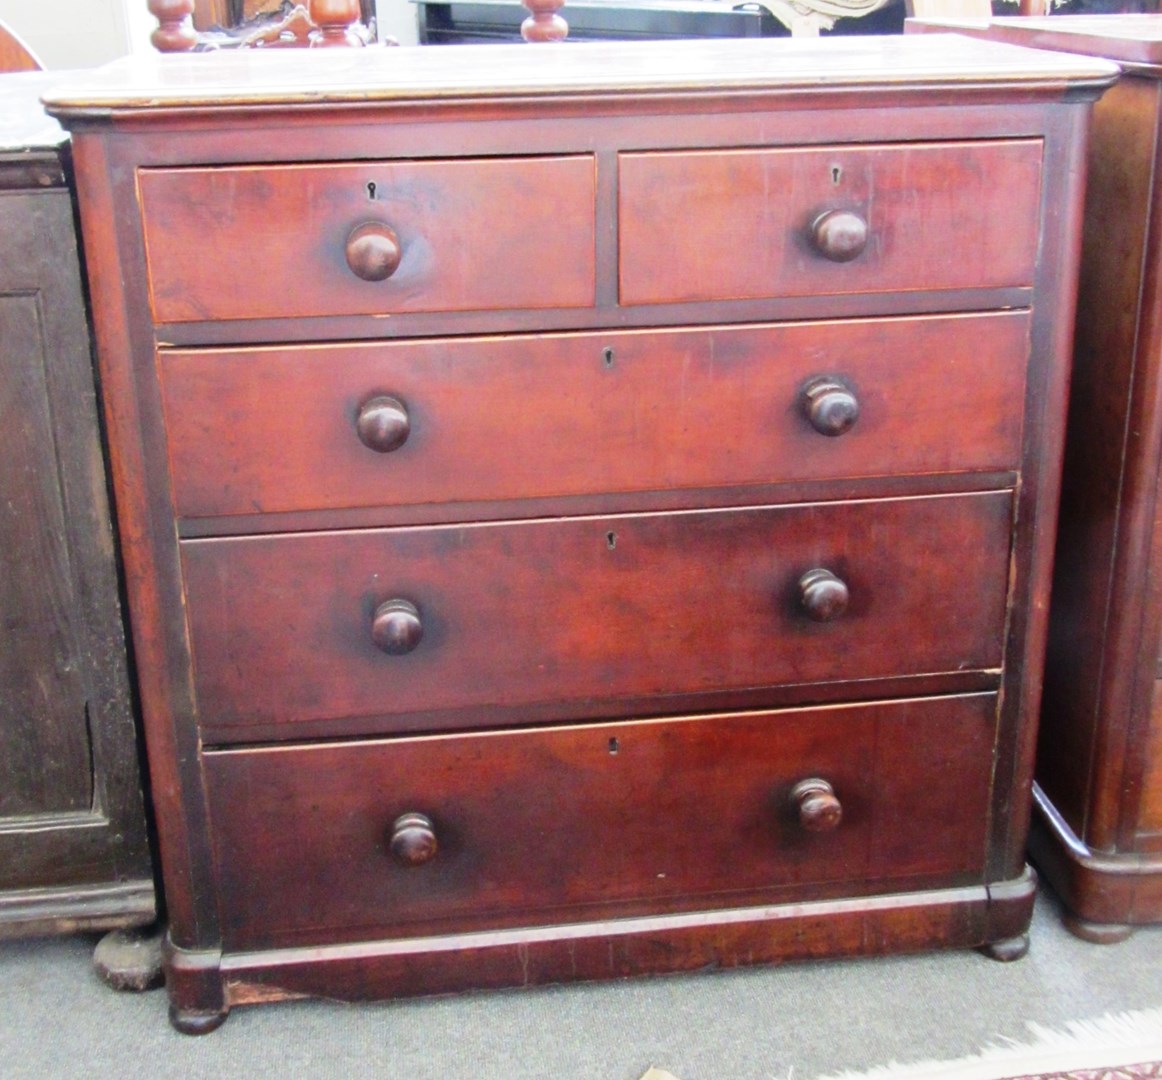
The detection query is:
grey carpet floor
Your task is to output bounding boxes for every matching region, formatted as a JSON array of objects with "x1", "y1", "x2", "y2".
[{"x1": 2, "y1": 889, "x2": 1160, "y2": 1080}]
